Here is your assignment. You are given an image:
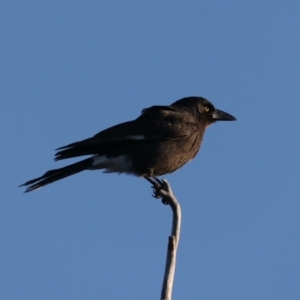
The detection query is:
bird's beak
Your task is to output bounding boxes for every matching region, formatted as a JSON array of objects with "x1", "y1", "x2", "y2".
[{"x1": 213, "y1": 109, "x2": 236, "y2": 121}]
